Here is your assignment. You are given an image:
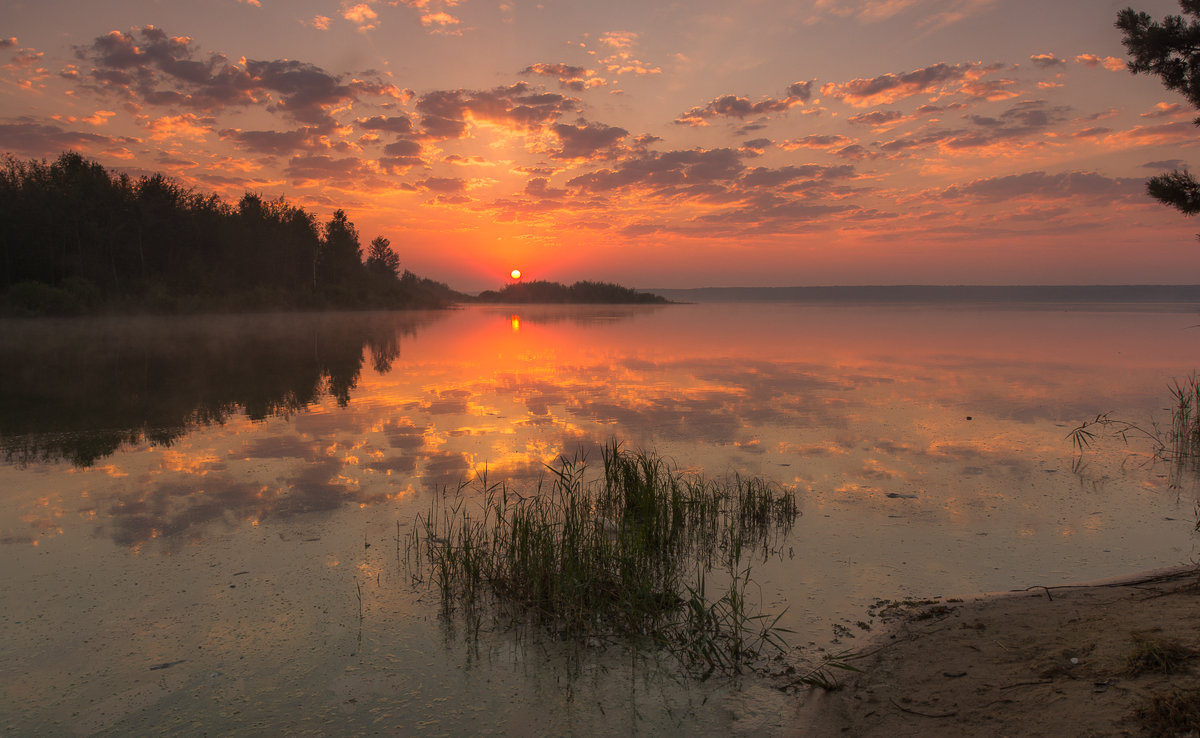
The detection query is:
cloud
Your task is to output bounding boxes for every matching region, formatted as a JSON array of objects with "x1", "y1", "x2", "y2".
[
  {"x1": 809, "y1": 0, "x2": 923, "y2": 22},
  {"x1": 593, "y1": 31, "x2": 661, "y2": 77},
  {"x1": 1070, "y1": 126, "x2": 1111, "y2": 140},
  {"x1": 342, "y1": 3, "x2": 379, "y2": 30},
  {"x1": 780, "y1": 134, "x2": 856, "y2": 150},
  {"x1": 382, "y1": 138, "x2": 422, "y2": 156},
  {"x1": 356, "y1": 114, "x2": 413, "y2": 133},
  {"x1": 381, "y1": 0, "x2": 464, "y2": 33},
  {"x1": 0, "y1": 119, "x2": 135, "y2": 155},
  {"x1": 921, "y1": 0, "x2": 998, "y2": 28},
  {"x1": 0, "y1": 38, "x2": 16, "y2": 48},
  {"x1": 525, "y1": 177, "x2": 568, "y2": 199},
  {"x1": 309, "y1": 16, "x2": 333, "y2": 30},
  {"x1": 1029, "y1": 53, "x2": 1065, "y2": 69},
  {"x1": 741, "y1": 164, "x2": 856, "y2": 188},
  {"x1": 1102, "y1": 120, "x2": 1198, "y2": 148},
  {"x1": 597, "y1": 31, "x2": 637, "y2": 50},
  {"x1": 833, "y1": 144, "x2": 880, "y2": 160},
  {"x1": 284, "y1": 154, "x2": 375, "y2": 185},
  {"x1": 6, "y1": 47, "x2": 43, "y2": 68},
  {"x1": 695, "y1": 195, "x2": 858, "y2": 231},
  {"x1": 874, "y1": 100, "x2": 1071, "y2": 156},
  {"x1": 821, "y1": 62, "x2": 979, "y2": 107},
  {"x1": 1142, "y1": 159, "x2": 1188, "y2": 170},
  {"x1": 740, "y1": 138, "x2": 772, "y2": 155},
  {"x1": 49, "y1": 109, "x2": 118, "y2": 126},
  {"x1": 551, "y1": 121, "x2": 628, "y2": 159},
  {"x1": 421, "y1": 12, "x2": 462, "y2": 31},
  {"x1": 808, "y1": 0, "x2": 997, "y2": 28},
  {"x1": 959, "y1": 75, "x2": 1018, "y2": 102},
  {"x1": 1075, "y1": 54, "x2": 1125, "y2": 72},
  {"x1": 939, "y1": 170, "x2": 1144, "y2": 203},
  {"x1": 966, "y1": 100, "x2": 1070, "y2": 133},
  {"x1": 219, "y1": 124, "x2": 335, "y2": 154},
  {"x1": 675, "y1": 82, "x2": 813, "y2": 126},
  {"x1": 145, "y1": 113, "x2": 215, "y2": 140},
  {"x1": 73, "y1": 26, "x2": 399, "y2": 125},
  {"x1": 1140, "y1": 102, "x2": 1187, "y2": 119},
  {"x1": 415, "y1": 82, "x2": 576, "y2": 139},
  {"x1": 413, "y1": 176, "x2": 467, "y2": 193},
  {"x1": 521, "y1": 62, "x2": 604, "y2": 91},
  {"x1": 567, "y1": 147, "x2": 745, "y2": 194},
  {"x1": 847, "y1": 109, "x2": 912, "y2": 129}
]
